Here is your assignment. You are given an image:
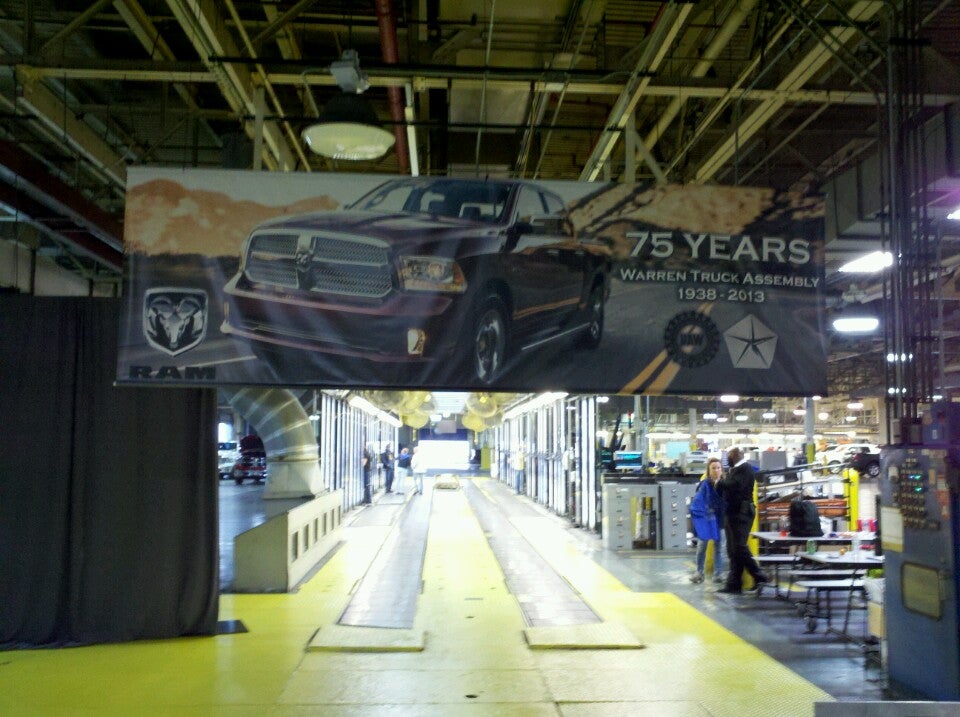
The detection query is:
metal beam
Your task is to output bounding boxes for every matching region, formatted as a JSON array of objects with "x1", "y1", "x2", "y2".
[
  {"x1": 0, "y1": 141, "x2": 123, "y2": 271},
  {"x1": 693, "y1": 0, "x2": 884, "y2": 183},
  {"x1": 39, "y1": 0, "x2": 114, "y2": 56},
  {"x1": 251, "y1": 0, "x2": 318, "y2": 48},
  {"x1": 641, "y1": 0, "x2": 759, "y2": 160},
  {"x1": 164, "y1": 0, "x2": 294, "y2": 170},
  {"x1": 15, "y1": 62, "x2": 960, "y2": 107},
  {"x1": 15, "y1": 66, "x2": 127, "y2": 188},
  {"x1": 579, "y1": 2, "x2": 696, "y2": 182}
]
